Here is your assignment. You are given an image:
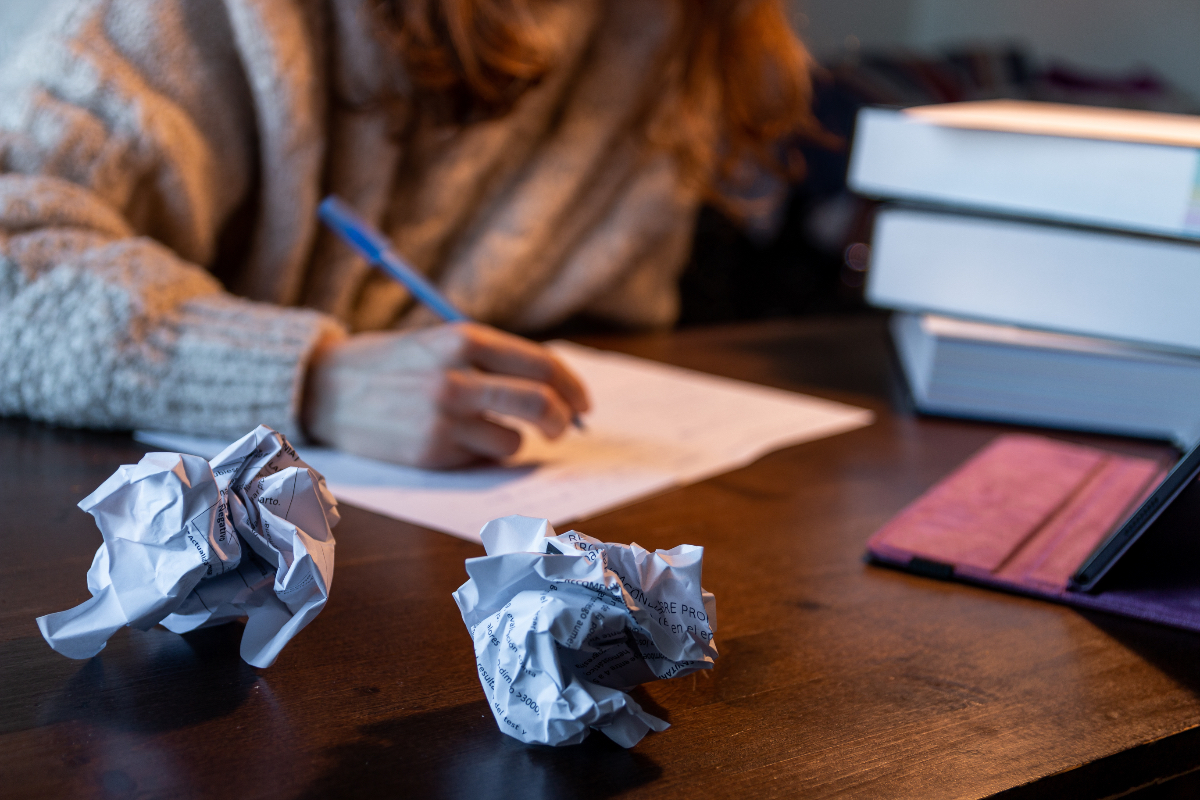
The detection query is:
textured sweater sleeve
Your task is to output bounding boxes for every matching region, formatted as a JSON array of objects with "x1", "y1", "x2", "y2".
[{"x1": 0, "y1": 0, "x2": 341, "y2": 439}]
